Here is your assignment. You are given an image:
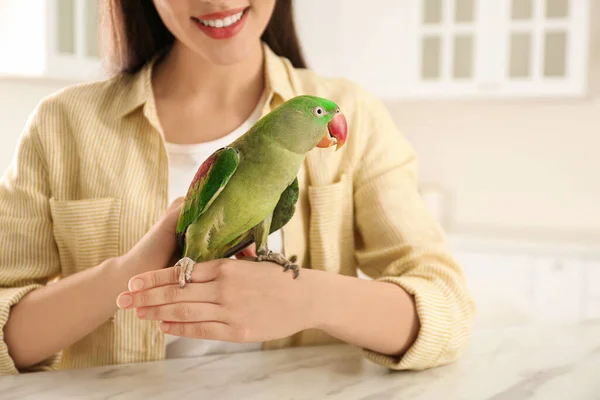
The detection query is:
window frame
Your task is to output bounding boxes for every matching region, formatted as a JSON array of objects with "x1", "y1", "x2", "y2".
[{"x1": 402, "y1": 0, "x2": 591, "y2": 99}]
